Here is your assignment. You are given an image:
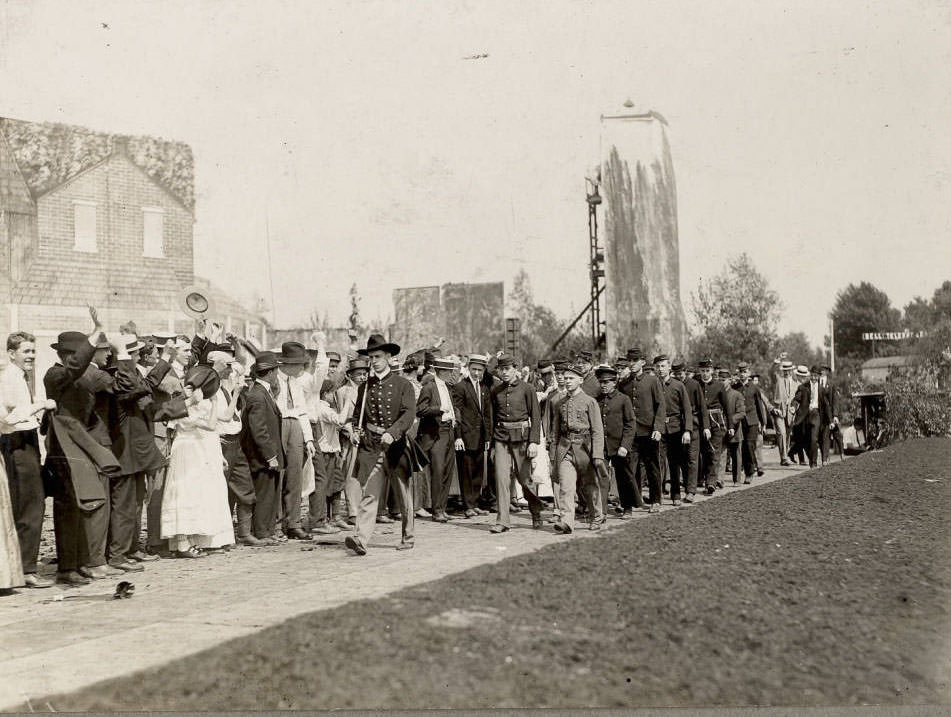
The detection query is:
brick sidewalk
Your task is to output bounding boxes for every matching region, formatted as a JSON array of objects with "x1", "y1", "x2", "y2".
[{"x1": 0, "y1": 460, "x2": 808, "y2": 710}]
